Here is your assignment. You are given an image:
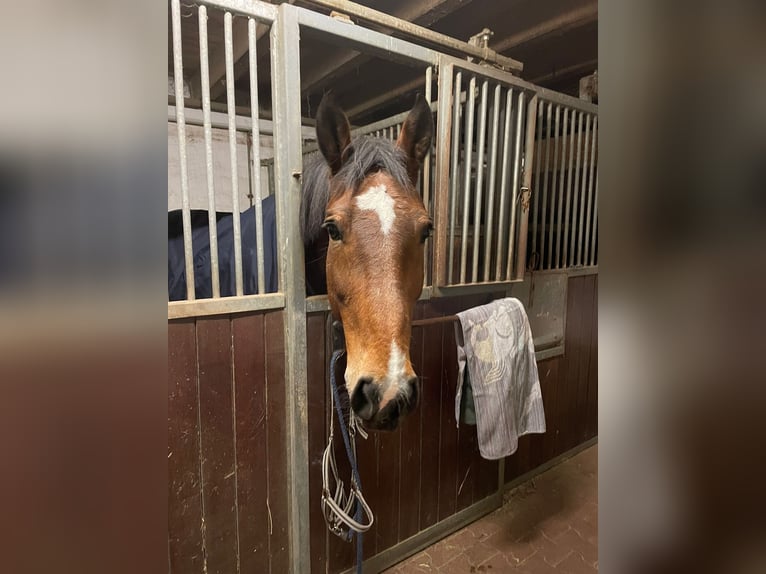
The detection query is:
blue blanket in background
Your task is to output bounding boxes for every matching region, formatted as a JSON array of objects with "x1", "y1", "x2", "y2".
[{"x1": 168, "y1": 195, "x2": 278, "y2": 301}]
